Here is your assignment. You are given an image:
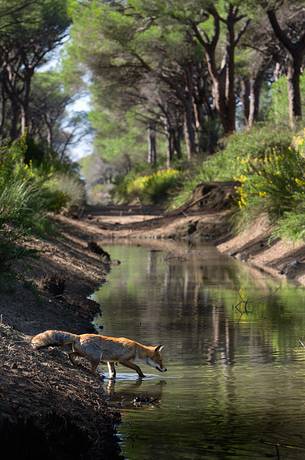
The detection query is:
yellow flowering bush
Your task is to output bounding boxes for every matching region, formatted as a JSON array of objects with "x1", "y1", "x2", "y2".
[
  {"x1": 292, "y1": 128, "x2": 305, "y2": 156},
  {"x1": 172, "y1": 123, "x2": 293, "y2": 210},
  {"x1": 116, "y1": 168, "x2": 182, "y2": 204},
  {"x1": 126, "y1": 175, "x2": 150, "y2": 195},
  {"x1": 236, "y1": 142, "x2": 305, "y2": 227}
]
